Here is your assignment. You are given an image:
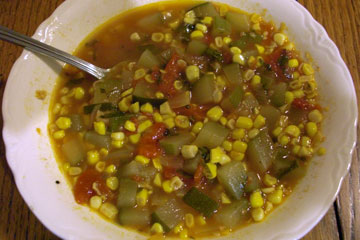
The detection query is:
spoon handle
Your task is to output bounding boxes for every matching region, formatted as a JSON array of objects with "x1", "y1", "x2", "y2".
[{"x1": 0, "y1": 25, "x2": 107, "y2": 79}]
